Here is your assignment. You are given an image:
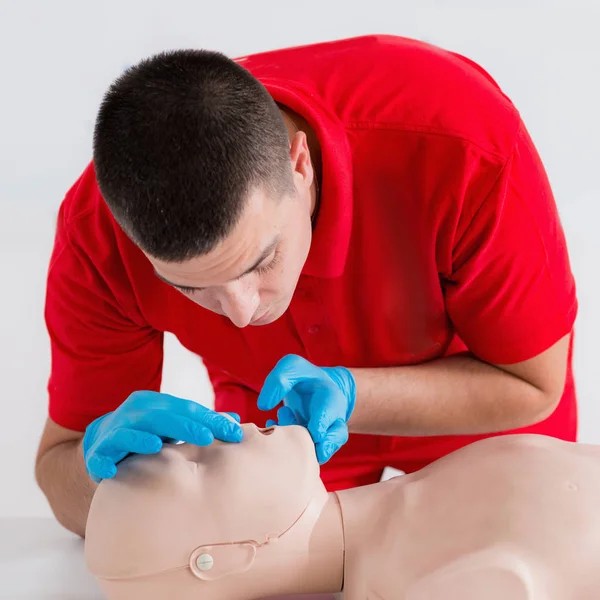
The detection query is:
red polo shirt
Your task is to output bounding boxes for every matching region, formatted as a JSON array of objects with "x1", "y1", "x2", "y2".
[{"x1": 45, "y1": 35, "x2": 577, "y2": 490}]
